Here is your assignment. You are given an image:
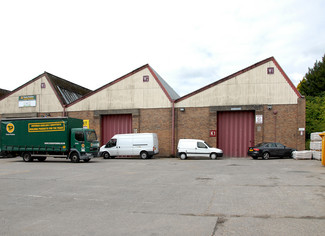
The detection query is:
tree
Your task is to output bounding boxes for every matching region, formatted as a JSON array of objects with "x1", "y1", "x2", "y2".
[
  {"x1": 297, "y1": 54, "x2": 325, "y2": 96},
  {"x1": 305, "y1": 95, "x2": 325, "y2": 136},
  {"x1": 297, "y1": 54, "x2": 325, "y2": 141}
]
